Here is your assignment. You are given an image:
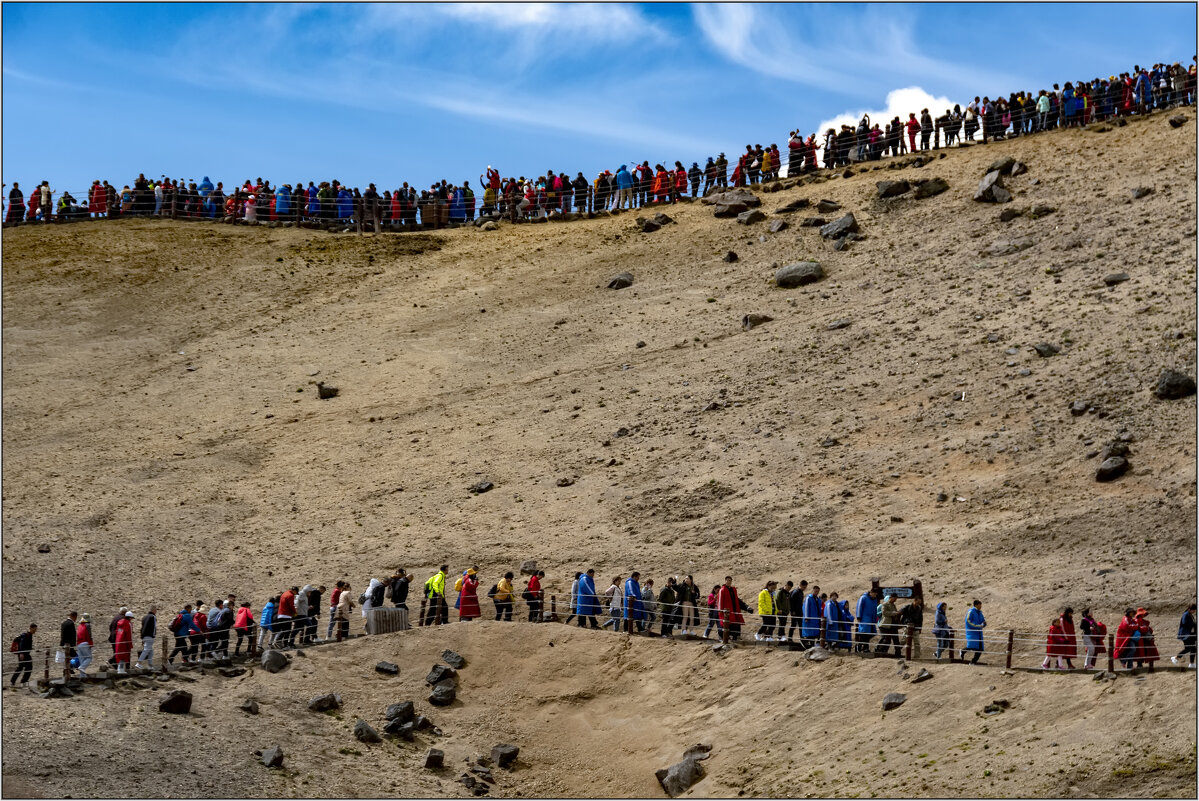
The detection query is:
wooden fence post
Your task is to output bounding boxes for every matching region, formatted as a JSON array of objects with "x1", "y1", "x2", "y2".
[
  {"x1": 1108, "y1": 633, "x2": 1115, "y2": 672},
  {"x1": 1005, "y1": 630, "x2": 1014, "y2": 669},
  {"x1": 905, "y1": 626, "x2": 914, "y2": 661},
  {"x1": 43, "y1": 649, "x2": 50, "y2": 685},
  {"x1": 550, "y1": 594, "x2": 557, "y2": 622},
  {"x1": 949, "y1": 628, "x2": 957, "y2": 662},
  {"x1": 162, "y1": 635, "x2": 169, "y2": 672},
  {"x1": 418, "y1": 599, "x2": 427, "y2": 627},
  {"x1": 819, "y1": 617, "x2": 827, "y2": 648}
]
